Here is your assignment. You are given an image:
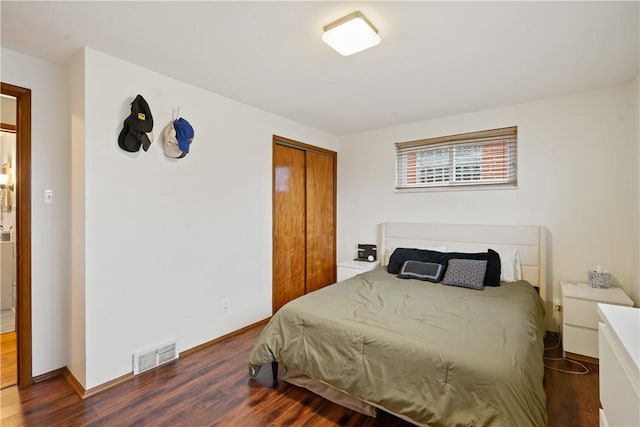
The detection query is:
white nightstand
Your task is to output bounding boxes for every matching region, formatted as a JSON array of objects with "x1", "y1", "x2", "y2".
[
  {"x1": 337, "y1": 260, "x2": 379, "y2": 282},
  {"x1": 561, "y1": 281, "x2": 633, "y2": 360}
]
